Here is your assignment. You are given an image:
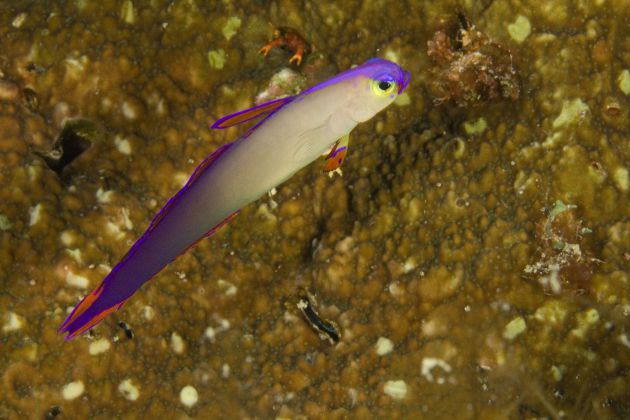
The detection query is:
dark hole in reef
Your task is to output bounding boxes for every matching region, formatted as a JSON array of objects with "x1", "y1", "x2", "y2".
[
  {"x1": 36, "y1": 119, "x2": 98, "y2": 175},
  {"x1": 45, "y1": 405, "x2": 62, "y2": 419},
  {"x1": 22, "y1": 87, "x2": 38, "y2": 112}
]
